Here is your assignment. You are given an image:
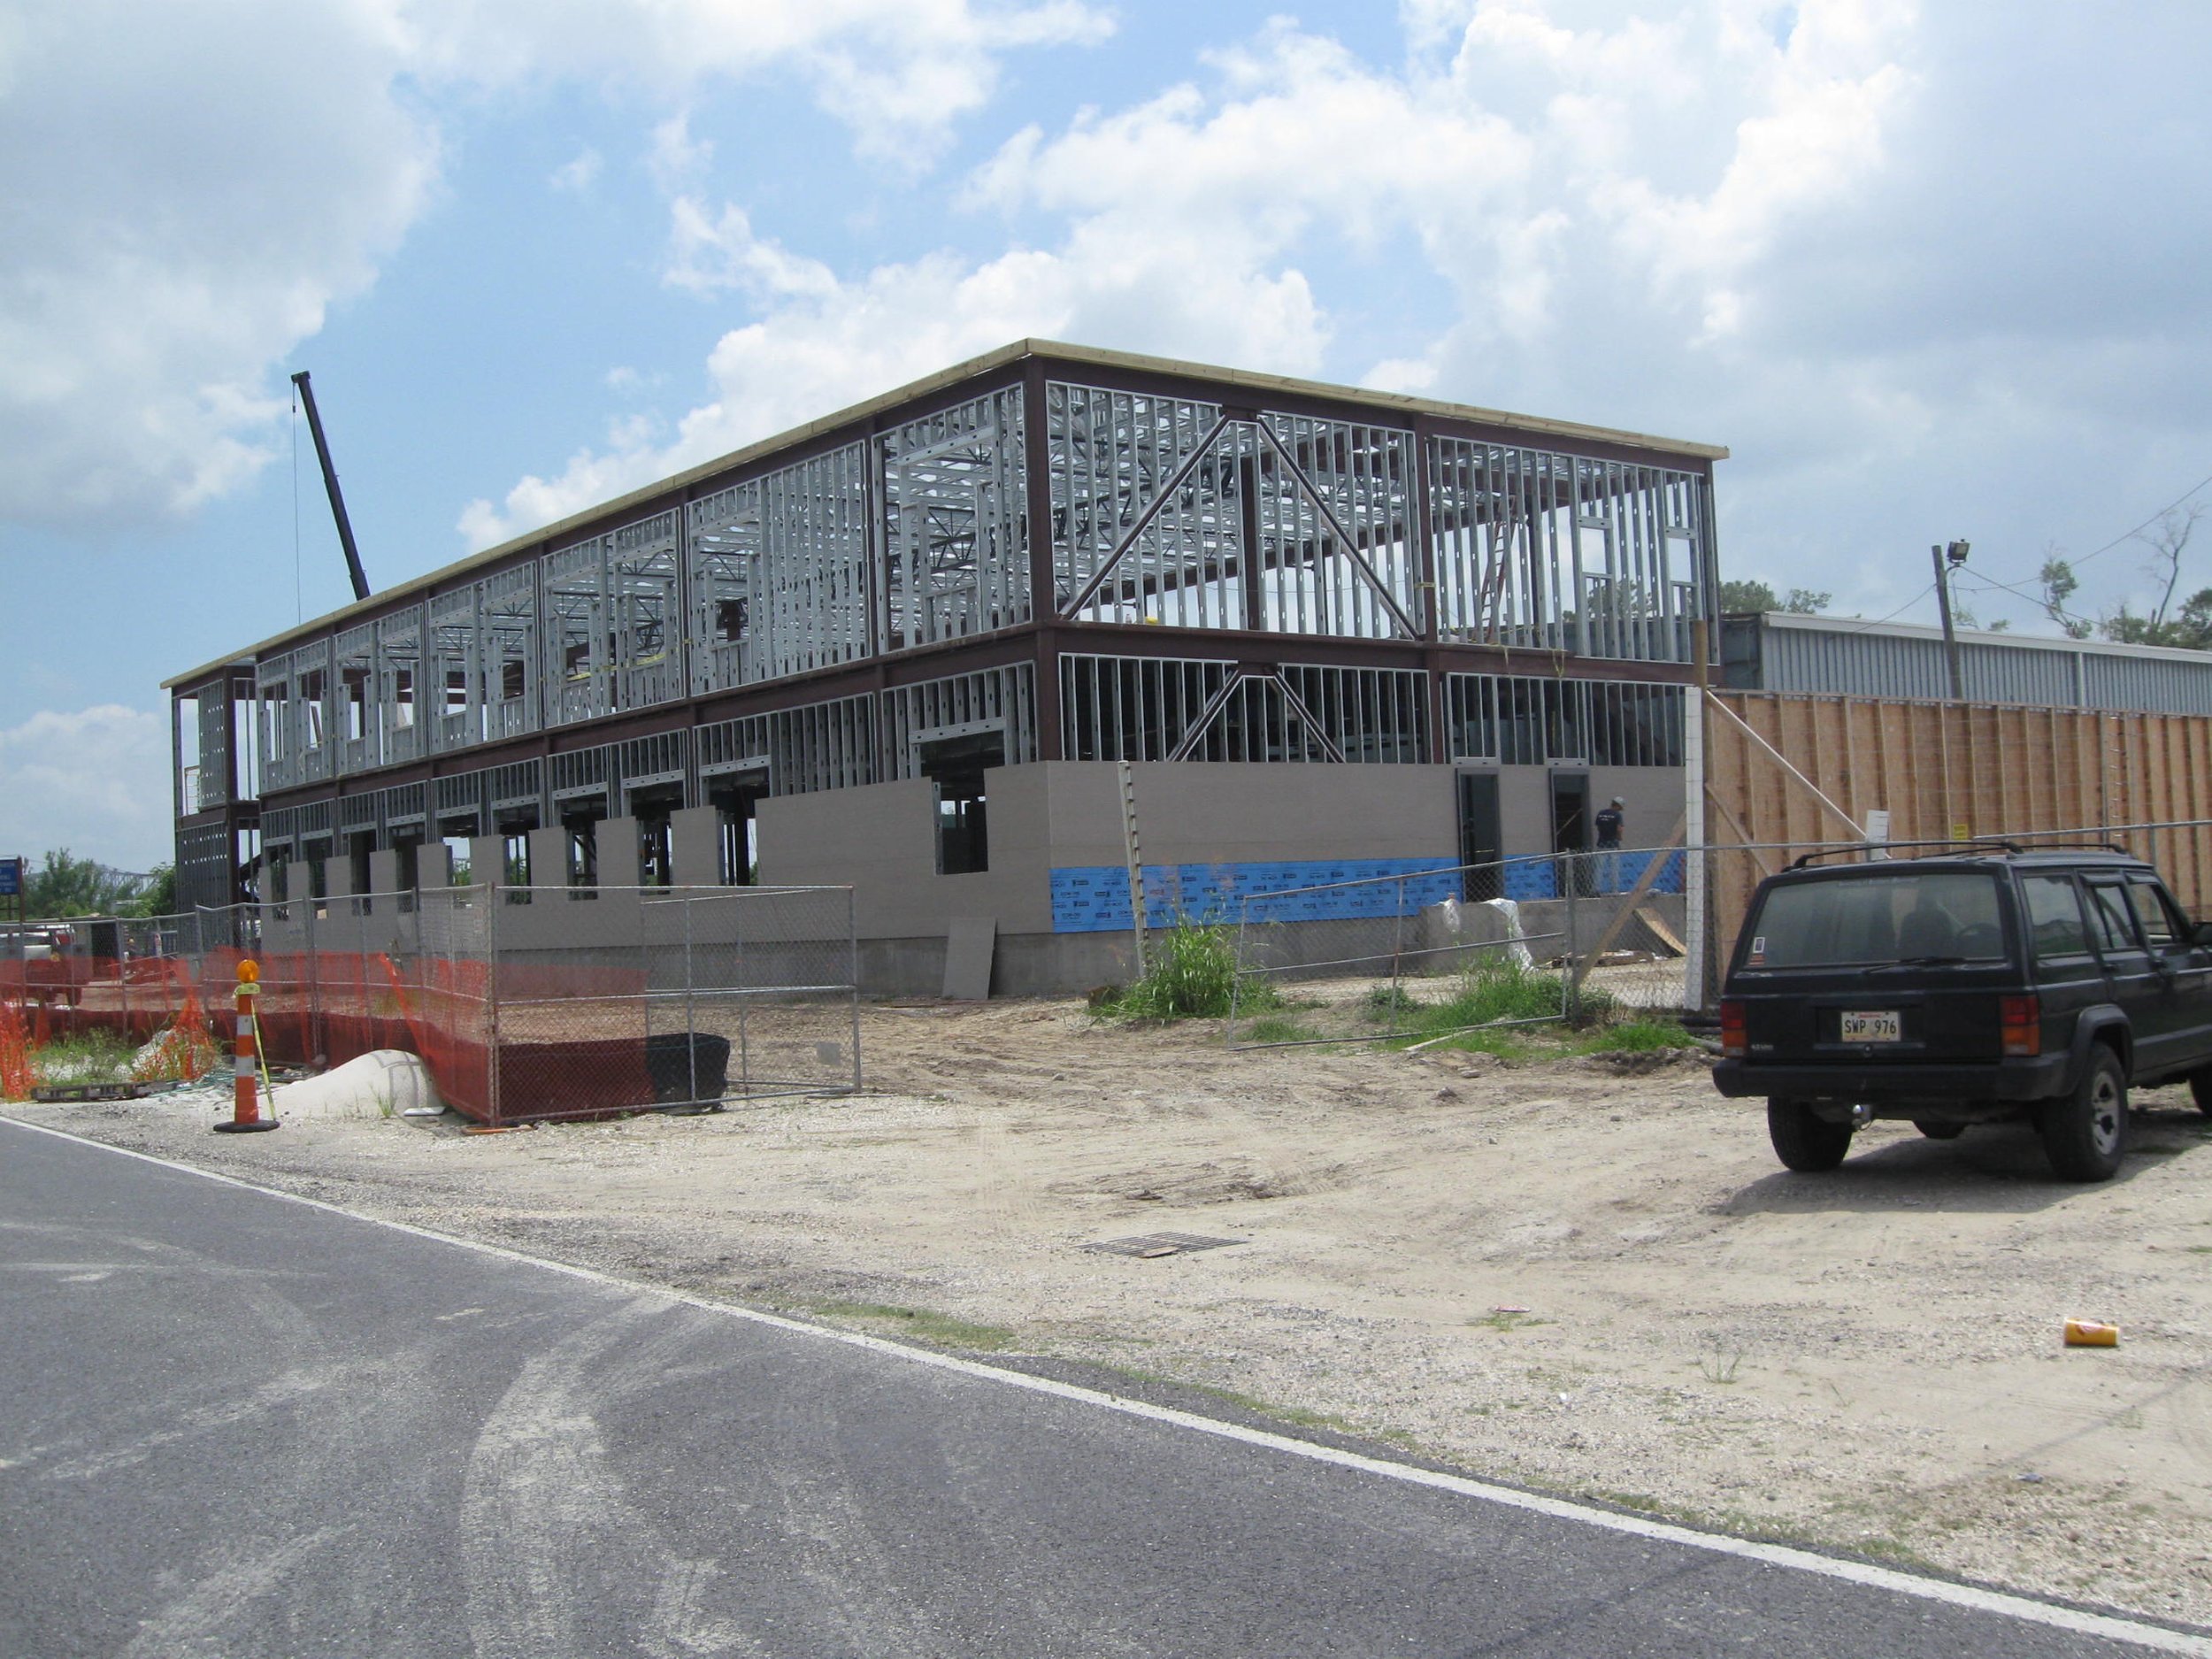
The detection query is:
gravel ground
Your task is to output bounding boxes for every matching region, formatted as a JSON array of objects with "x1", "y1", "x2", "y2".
[{"x1": 12, "y1": 999, "x2": 2212, "y2": 1631}]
